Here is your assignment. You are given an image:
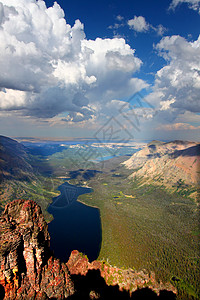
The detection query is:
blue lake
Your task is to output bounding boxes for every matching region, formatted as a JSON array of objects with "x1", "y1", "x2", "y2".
[{"x1": 48, "y1": 182, "x2": 101, "y2": 262}]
